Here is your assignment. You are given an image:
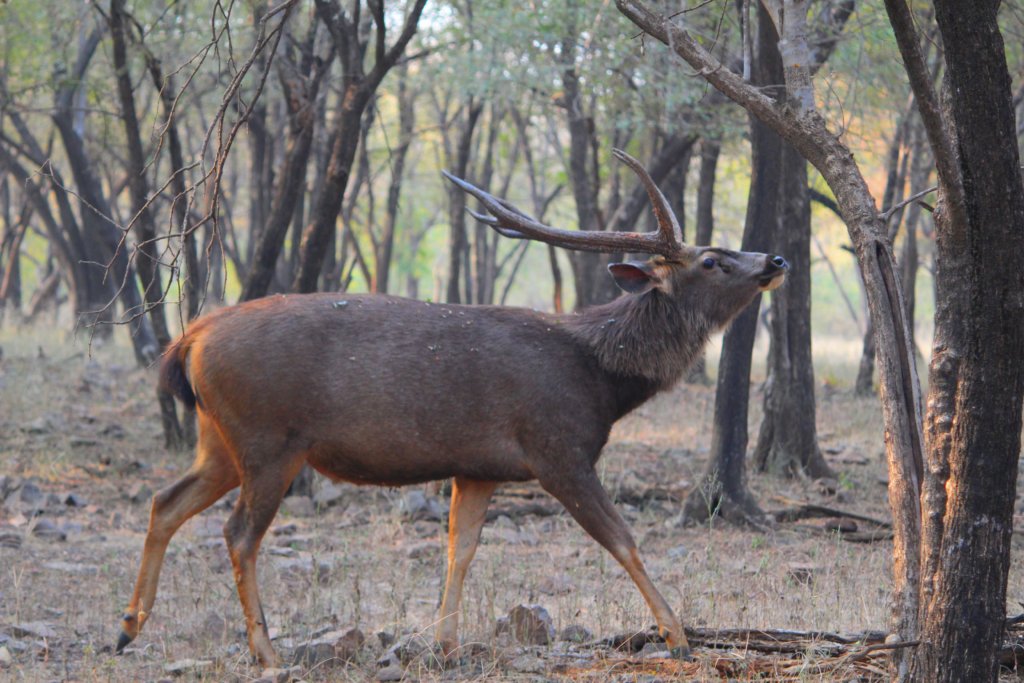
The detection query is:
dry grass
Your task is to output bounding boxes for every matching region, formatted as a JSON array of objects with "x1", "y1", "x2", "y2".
[{"x1": 0, "y1": 325, "x2": 1019, "y2": 681}]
